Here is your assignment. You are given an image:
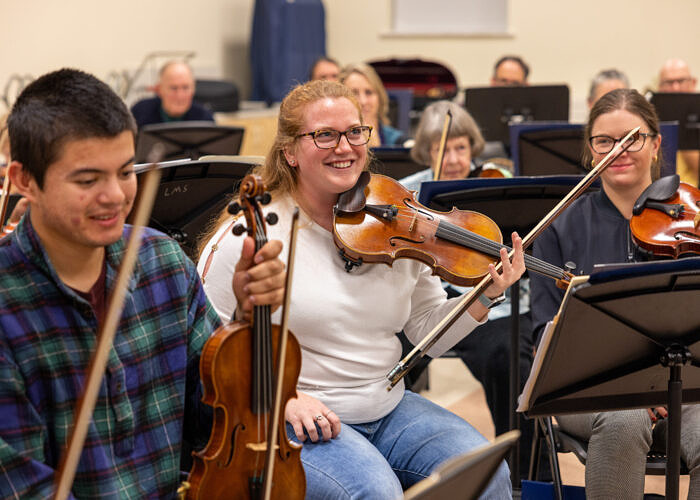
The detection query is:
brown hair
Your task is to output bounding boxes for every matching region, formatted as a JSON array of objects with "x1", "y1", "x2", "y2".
[
  {"x1": 197, "y1": 80, "x2": 366, "y2": 259},
  {"x1": 340, "y1": 63, "x2": 390, "y2": 126},
  {"x1": 583, "y1": 88, "x2": 663, "y2": 180},
  {"x1": 410, "y1": 100, "x2": 485, "y2": 166}
]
